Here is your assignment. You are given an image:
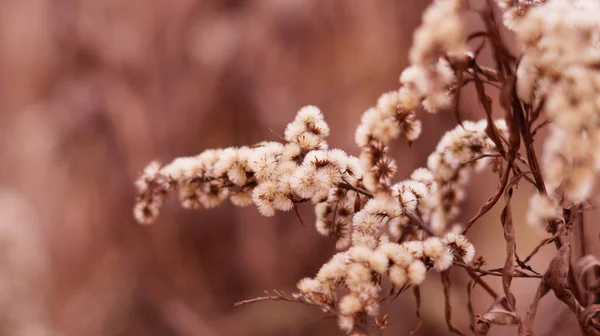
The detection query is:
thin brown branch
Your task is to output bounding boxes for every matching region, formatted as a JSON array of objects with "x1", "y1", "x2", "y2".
[
  {"x1": 466, "y1": 31, "x2": 490, "y2": 42},
  {"x1": 462, "y1": 68, "x2": 521, "y2": 235},
  {"x1": 454, "y1": 262, "x2": 541, "y2": 279},
  {"x1": 338, "y1": 181, "x2": 435, "y2": 237},
  {"x1": 465, "y1": 267, "x2": 513, "y2": 312},
  {"x1": 234, "y1": 290, "x2": 377, "y2": 333},
  {"x1": 462, "y1": 157, "x2": 511, "y2": 234},
  {"x1": 460, "y1": 76, "x2": 503, "y2": 90},
  {"x1": 461, "y1": 153, "x2": 502, "y2": 166},
  {"x1": 479, "y1": 0, "x2": 516, "y2": 78},
  {"x1": 404, "y1": 210, "x2": 435, "y2": 237},
  {"x1": 531, "y1": 119, "x2": 551, "y2": 137},
  {"x1": 339, "y1": 181, "x2": 373, "y2": 198},
  {"x1": 234, "y1": 290, "x2": 330, "y2": 310},
  {"x1": 292, "y1": 203, "x2": 305, "y2": 227},
  {"x1": 521, "y1": 228, "x2": 564, "y2": 265}
]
